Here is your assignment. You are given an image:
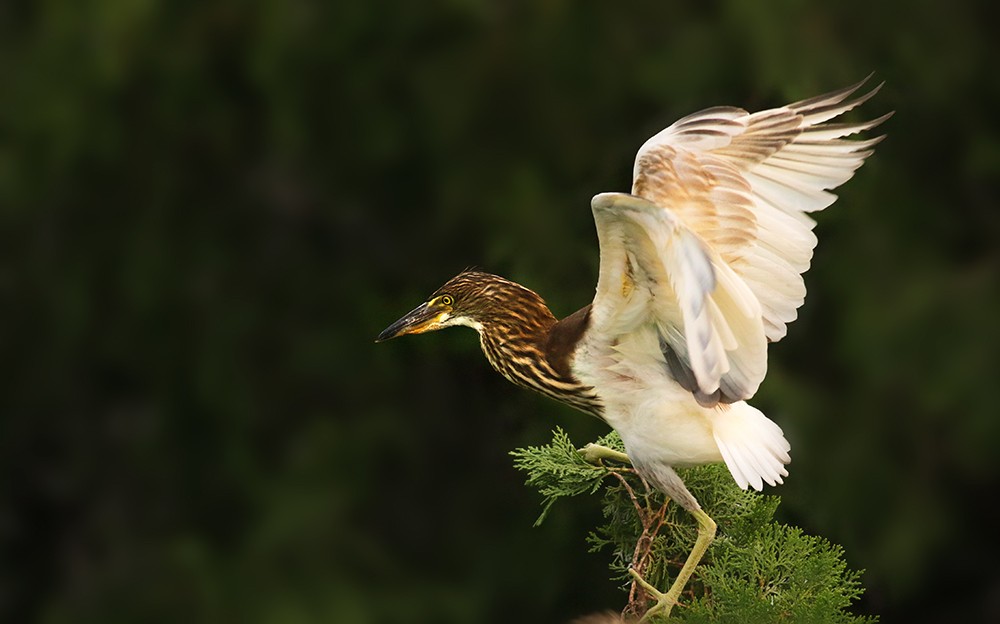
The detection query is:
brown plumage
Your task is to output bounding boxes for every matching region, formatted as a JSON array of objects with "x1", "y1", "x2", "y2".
[{"x1": 424, "y1": 271, "x2": 602, "y2": 417}]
